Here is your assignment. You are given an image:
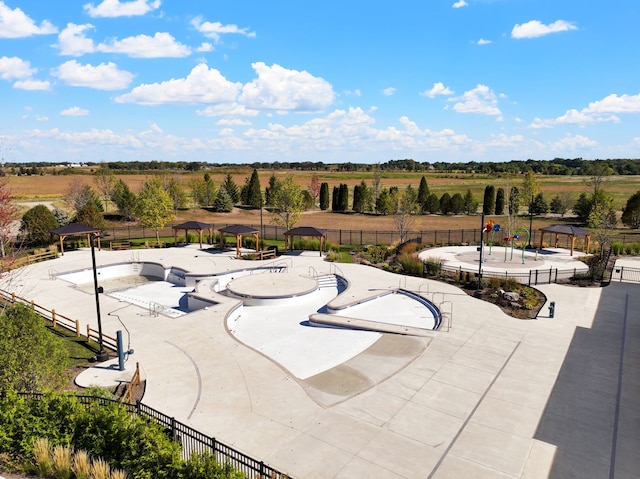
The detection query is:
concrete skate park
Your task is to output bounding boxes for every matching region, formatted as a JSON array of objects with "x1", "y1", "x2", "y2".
[{"x1": 2, "y1": 242, "x2": 639, "y2": 479}]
